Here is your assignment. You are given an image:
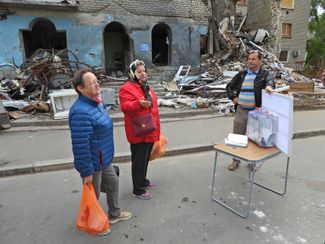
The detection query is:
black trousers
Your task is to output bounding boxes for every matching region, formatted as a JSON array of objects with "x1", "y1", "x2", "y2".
[{"x1": 130, "y1": 142, "x2": 154, "y2": 195}]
